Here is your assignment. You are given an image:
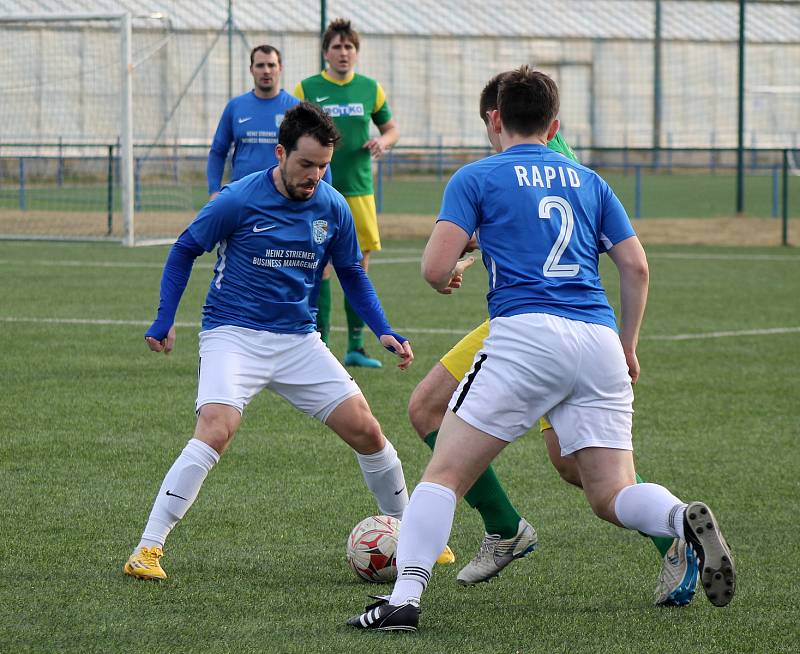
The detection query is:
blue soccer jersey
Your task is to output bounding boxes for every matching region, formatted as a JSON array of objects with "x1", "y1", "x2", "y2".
[
  {"x1": 438, "y1": 144, "x2": 636, "y2": 331},
  {"x1": 189, "y1": 167, "x2": 361, "y2": 333},
  {"x1": 207, "y1": 90, "x2": 300, "y2": 194}
]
